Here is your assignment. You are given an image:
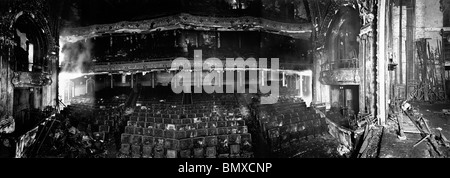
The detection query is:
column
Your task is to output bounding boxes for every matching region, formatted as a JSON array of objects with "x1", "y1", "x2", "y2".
[
  {"x1": 152, "y1": 72, "x2": 155, "y2": 88},
  {"x1": 345, "y1": 88, "x2": 353, "y2": 112},
  {"x1": 122, "y1": 74, "x2": 126, "y2": 84},
  {"x1": 131, "y1": 73, "x2": 134, "y2": 88},
  {"x1": 378, "y1": 0, "x2": 388, "y2": 125},
  {"x1": 299, "y1": 75, "x2": 303, "y2": 98},
  {"x1": 110, "y1": 74, "x2": 113, "y2": 88}
]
